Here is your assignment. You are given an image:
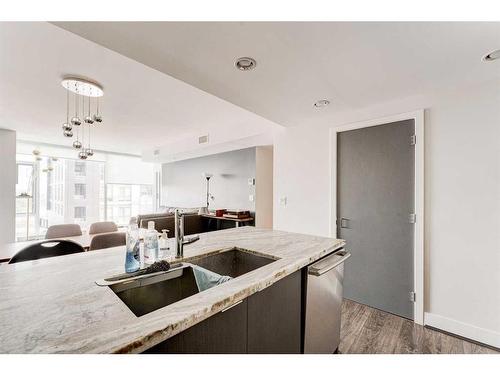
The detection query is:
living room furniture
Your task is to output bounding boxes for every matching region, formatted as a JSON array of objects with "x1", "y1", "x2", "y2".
[
  {"x1": 45, "y1": 224, "x2": 82, "y2": 239},
  {"x1": 202, "y1": 172, "x2": 214, "y2": 213},
  {"x1": 8, "y1": 240, "x2": 85, "y2": 264},
  {"x1": 200, "y1": 214, "x2": 254, "y2": 228},
  {"x1": 137, "y1": 213, "x2": 206, "y2": 238}
]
